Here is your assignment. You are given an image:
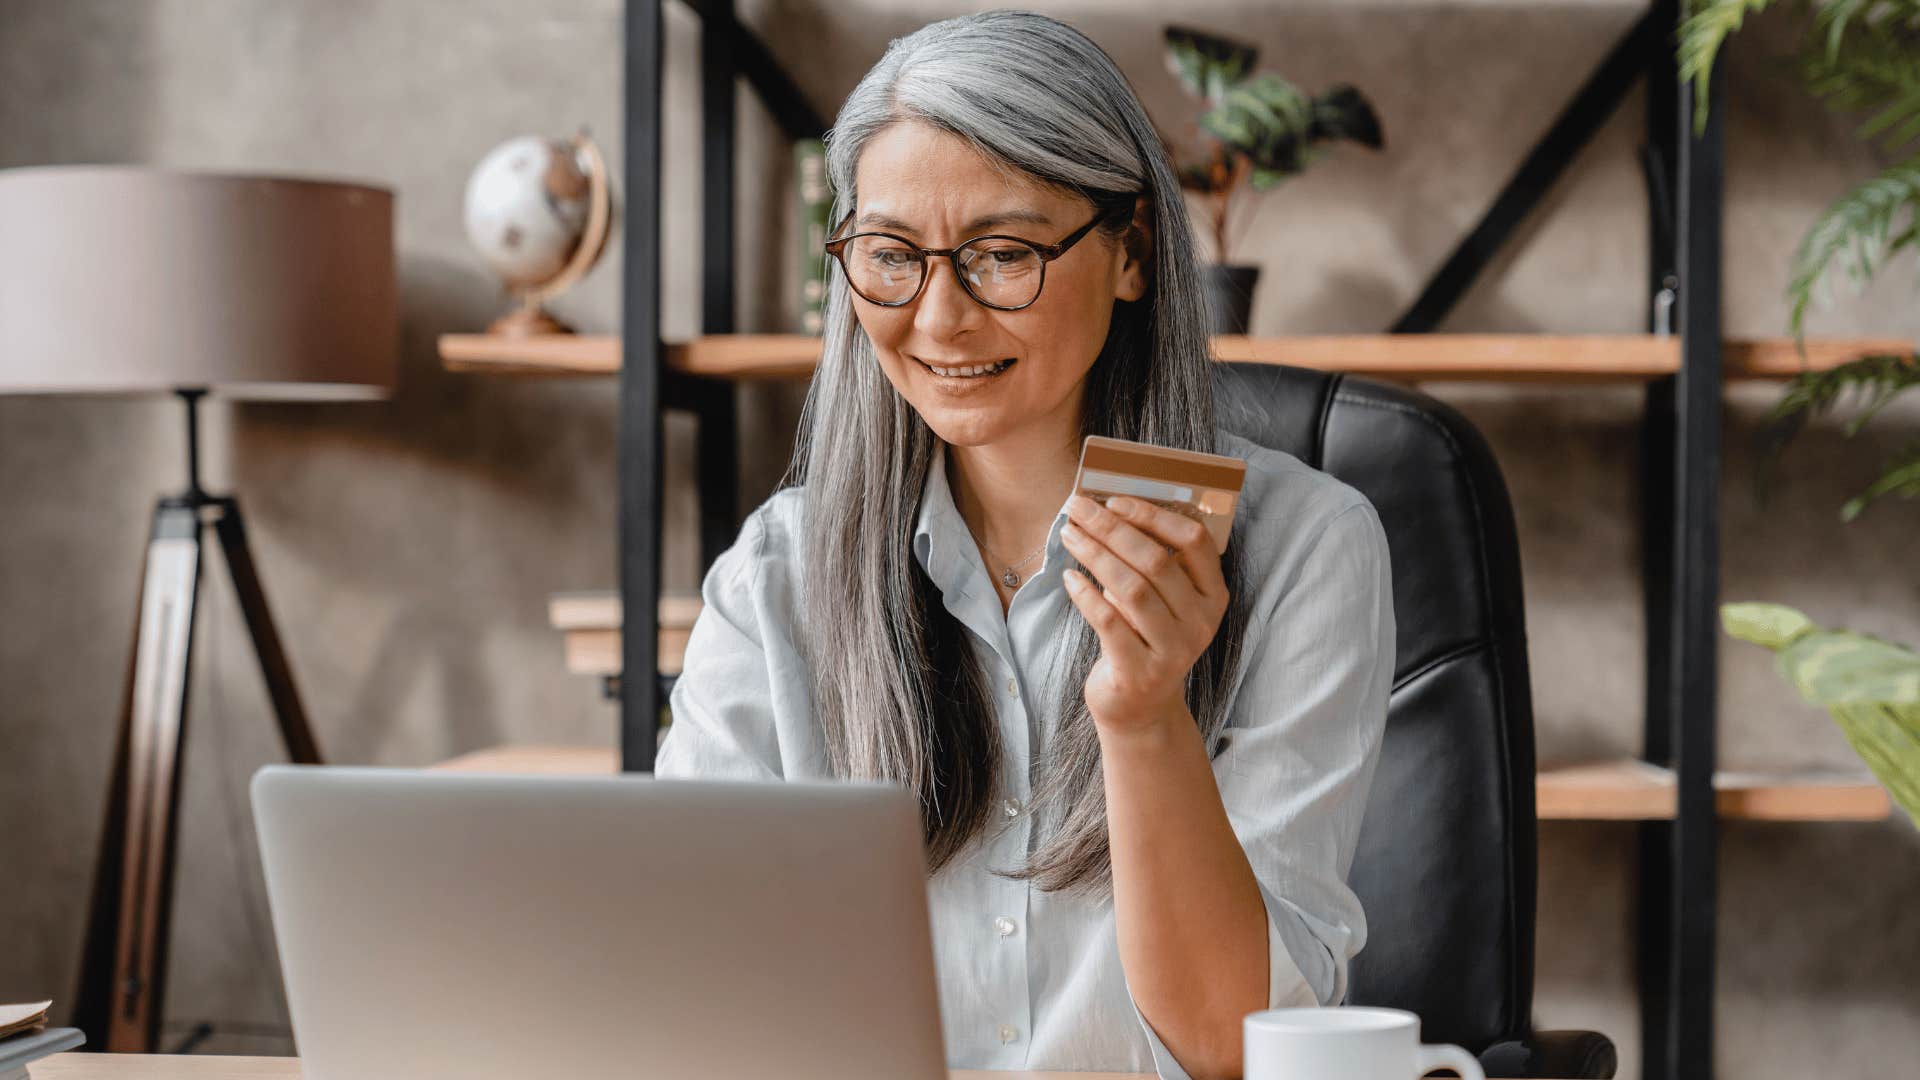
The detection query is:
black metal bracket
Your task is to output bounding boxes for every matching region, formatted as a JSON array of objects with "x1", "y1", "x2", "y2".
[{"x1": 1393, "y1": 7, "x2": 1662, "y2": 333}]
